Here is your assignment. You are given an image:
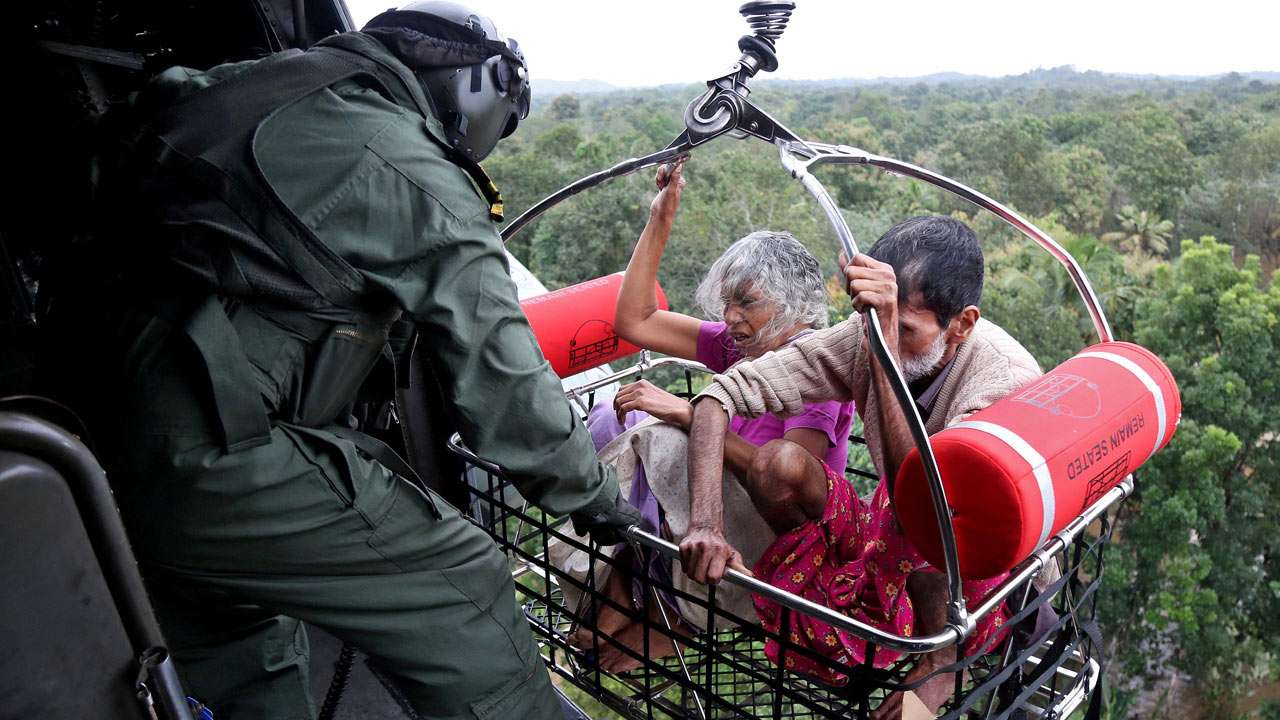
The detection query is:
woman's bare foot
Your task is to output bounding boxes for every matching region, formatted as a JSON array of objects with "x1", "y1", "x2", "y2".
[
  {"x1": 568, "y1": 560, "x2": 638, "y2": 650},
  {"x1": 573, "y1": 591, "x2": 694, "y2": 673},
  {"x1": 871, "y1": 571, "x2": 960, "y2": 718},
  {"x1": 870, "y1": 649, "x2": 962, "y2": 719},
  {"x1": 566, "y1": 543, "x2": 698, "y2": 673},
  {"x1": 869, "y1": 689, "x2": 935, "y2": 720},
  {"x1": 596, "y1": 618, "x2": 681, "y2": 672},
  {"x1": 568, "y1": 602, "x2": 631, "y2": 651}
]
